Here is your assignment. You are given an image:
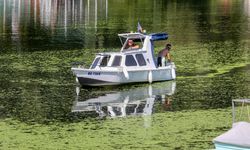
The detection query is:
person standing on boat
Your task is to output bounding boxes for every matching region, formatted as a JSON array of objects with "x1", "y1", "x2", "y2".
[{"x1": 157, "y1": 43, "x2": 172, "y2": 67}]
